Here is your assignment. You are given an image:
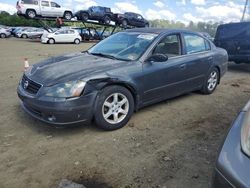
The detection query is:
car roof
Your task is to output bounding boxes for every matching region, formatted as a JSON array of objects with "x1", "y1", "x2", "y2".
[{"x1": 124, "y1": 28, "x2": 200, "y2": 35}]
